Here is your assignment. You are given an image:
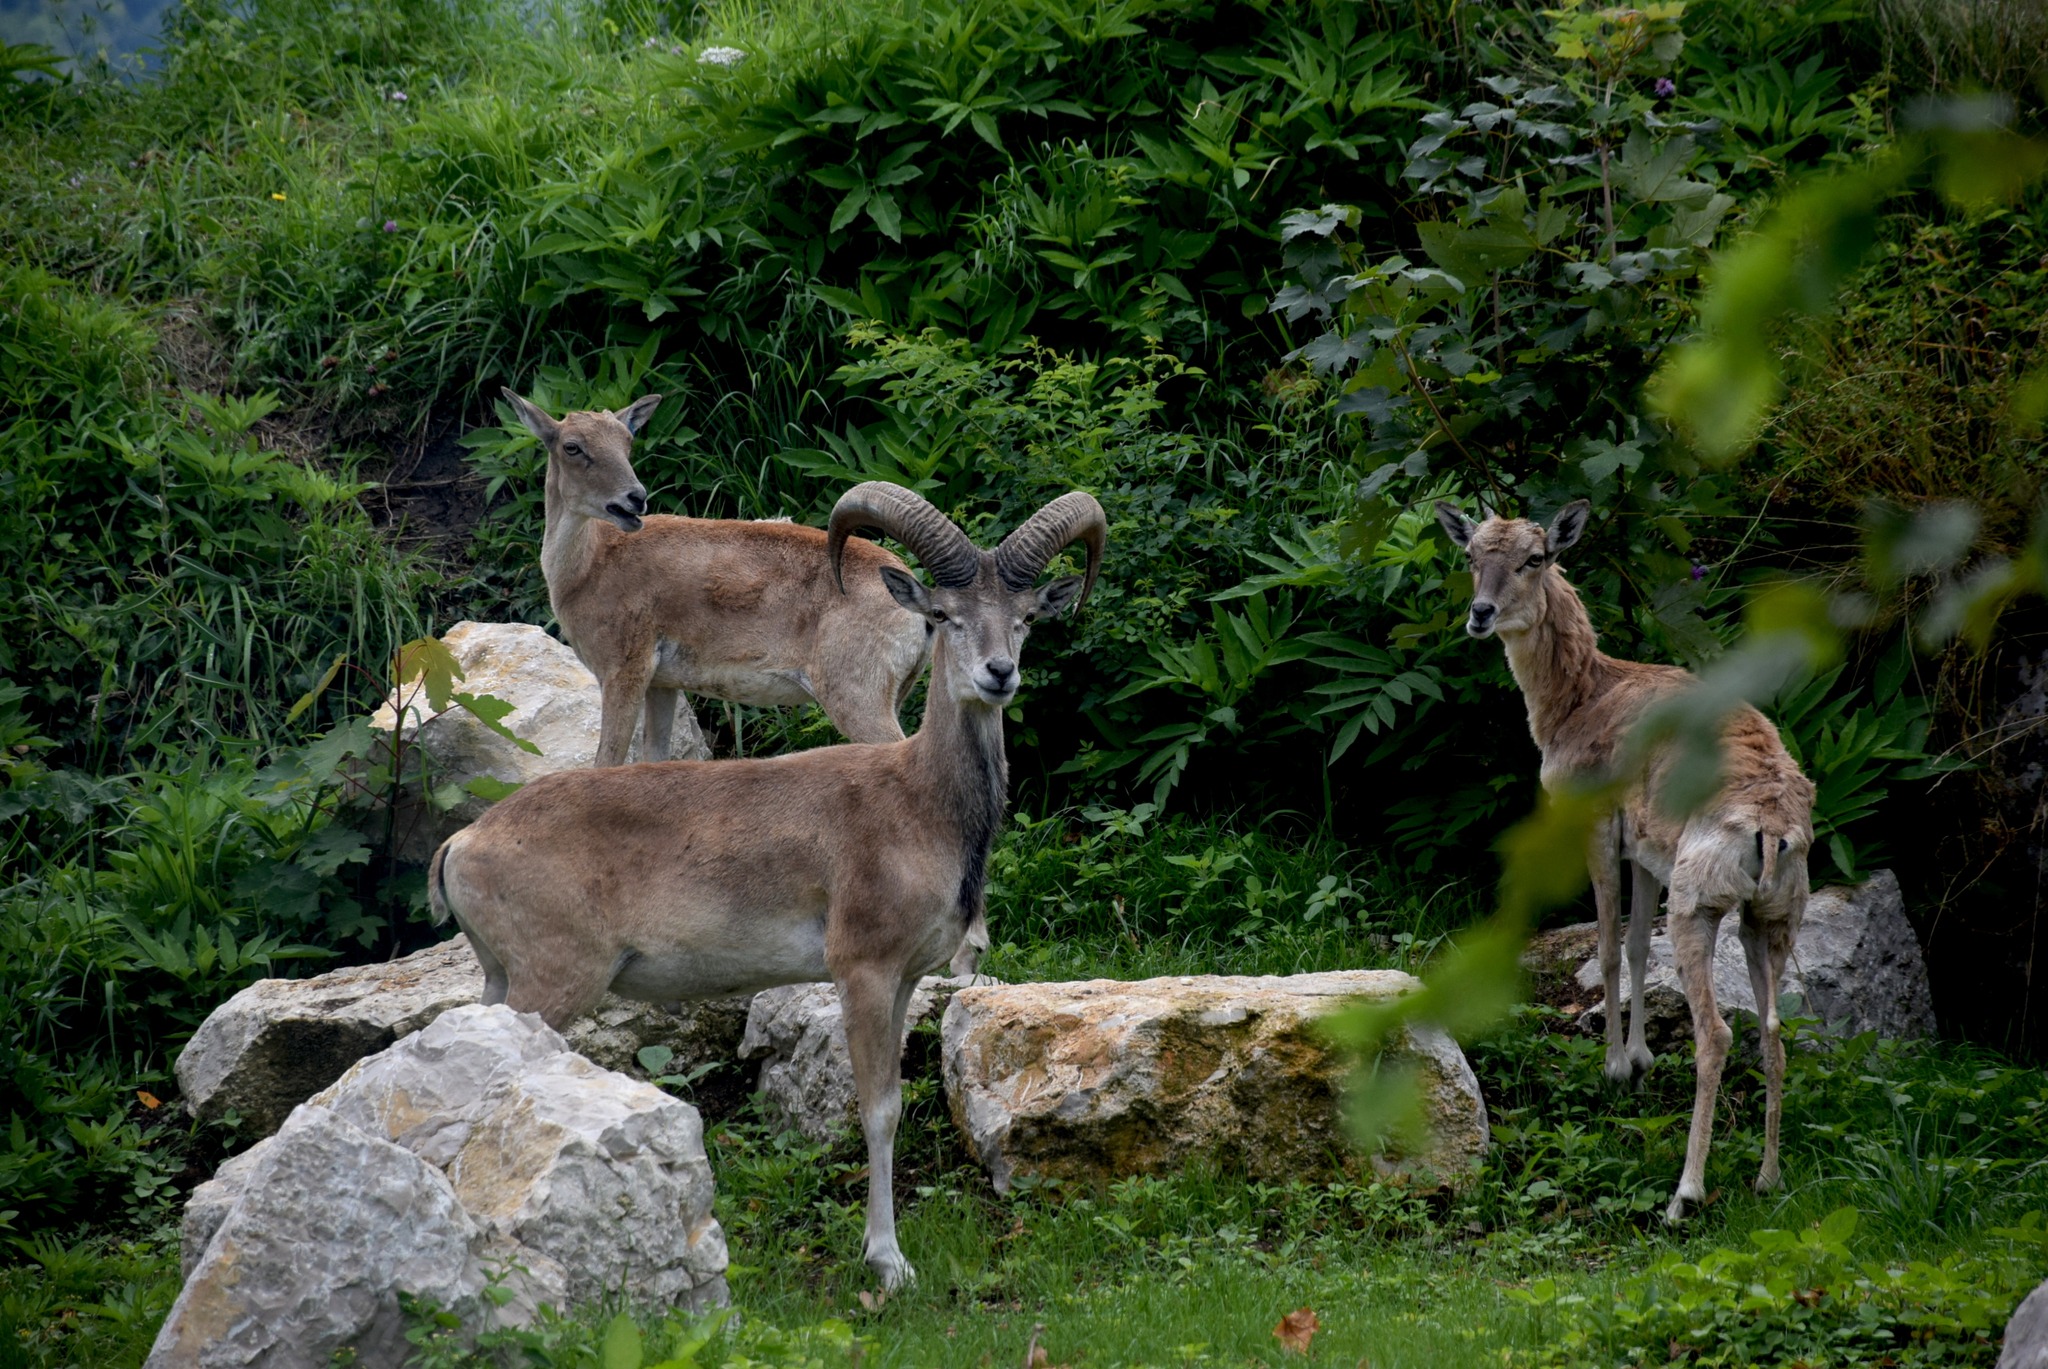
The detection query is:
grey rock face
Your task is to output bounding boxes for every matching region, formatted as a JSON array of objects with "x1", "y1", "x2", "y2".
[
  {"x1": 317, "y1": 1005, "x2": 728, "y2": 1309},
  {"x1": 175, "y1": 938, "x2": 482, "y2": 1138},
  {"x1": 2000, "y1": 1278, "x2": 2048, "y2": 1368},
  {"x1": 1574, "y1": 869, "x2": 1936, "y2": 1048},
  {"x1": 147, "y1": 1105, "x2": 516, "y2": 1369},
  {"x1": 370, "y1": 620, "x2": 708, "y2": 862},
  {"x1": 737, "y1": 977, "x2": 972, "y2": 1141},
  {"x1": 940, "y1": 971, "x2": 1489, "y2": 1193},
  {"x1": 155, "y1": 1006, "x2": 726, "y2": 1369},
  {"x1": 177, "y1": 936, "x2": 751, "y2": 1140}
]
